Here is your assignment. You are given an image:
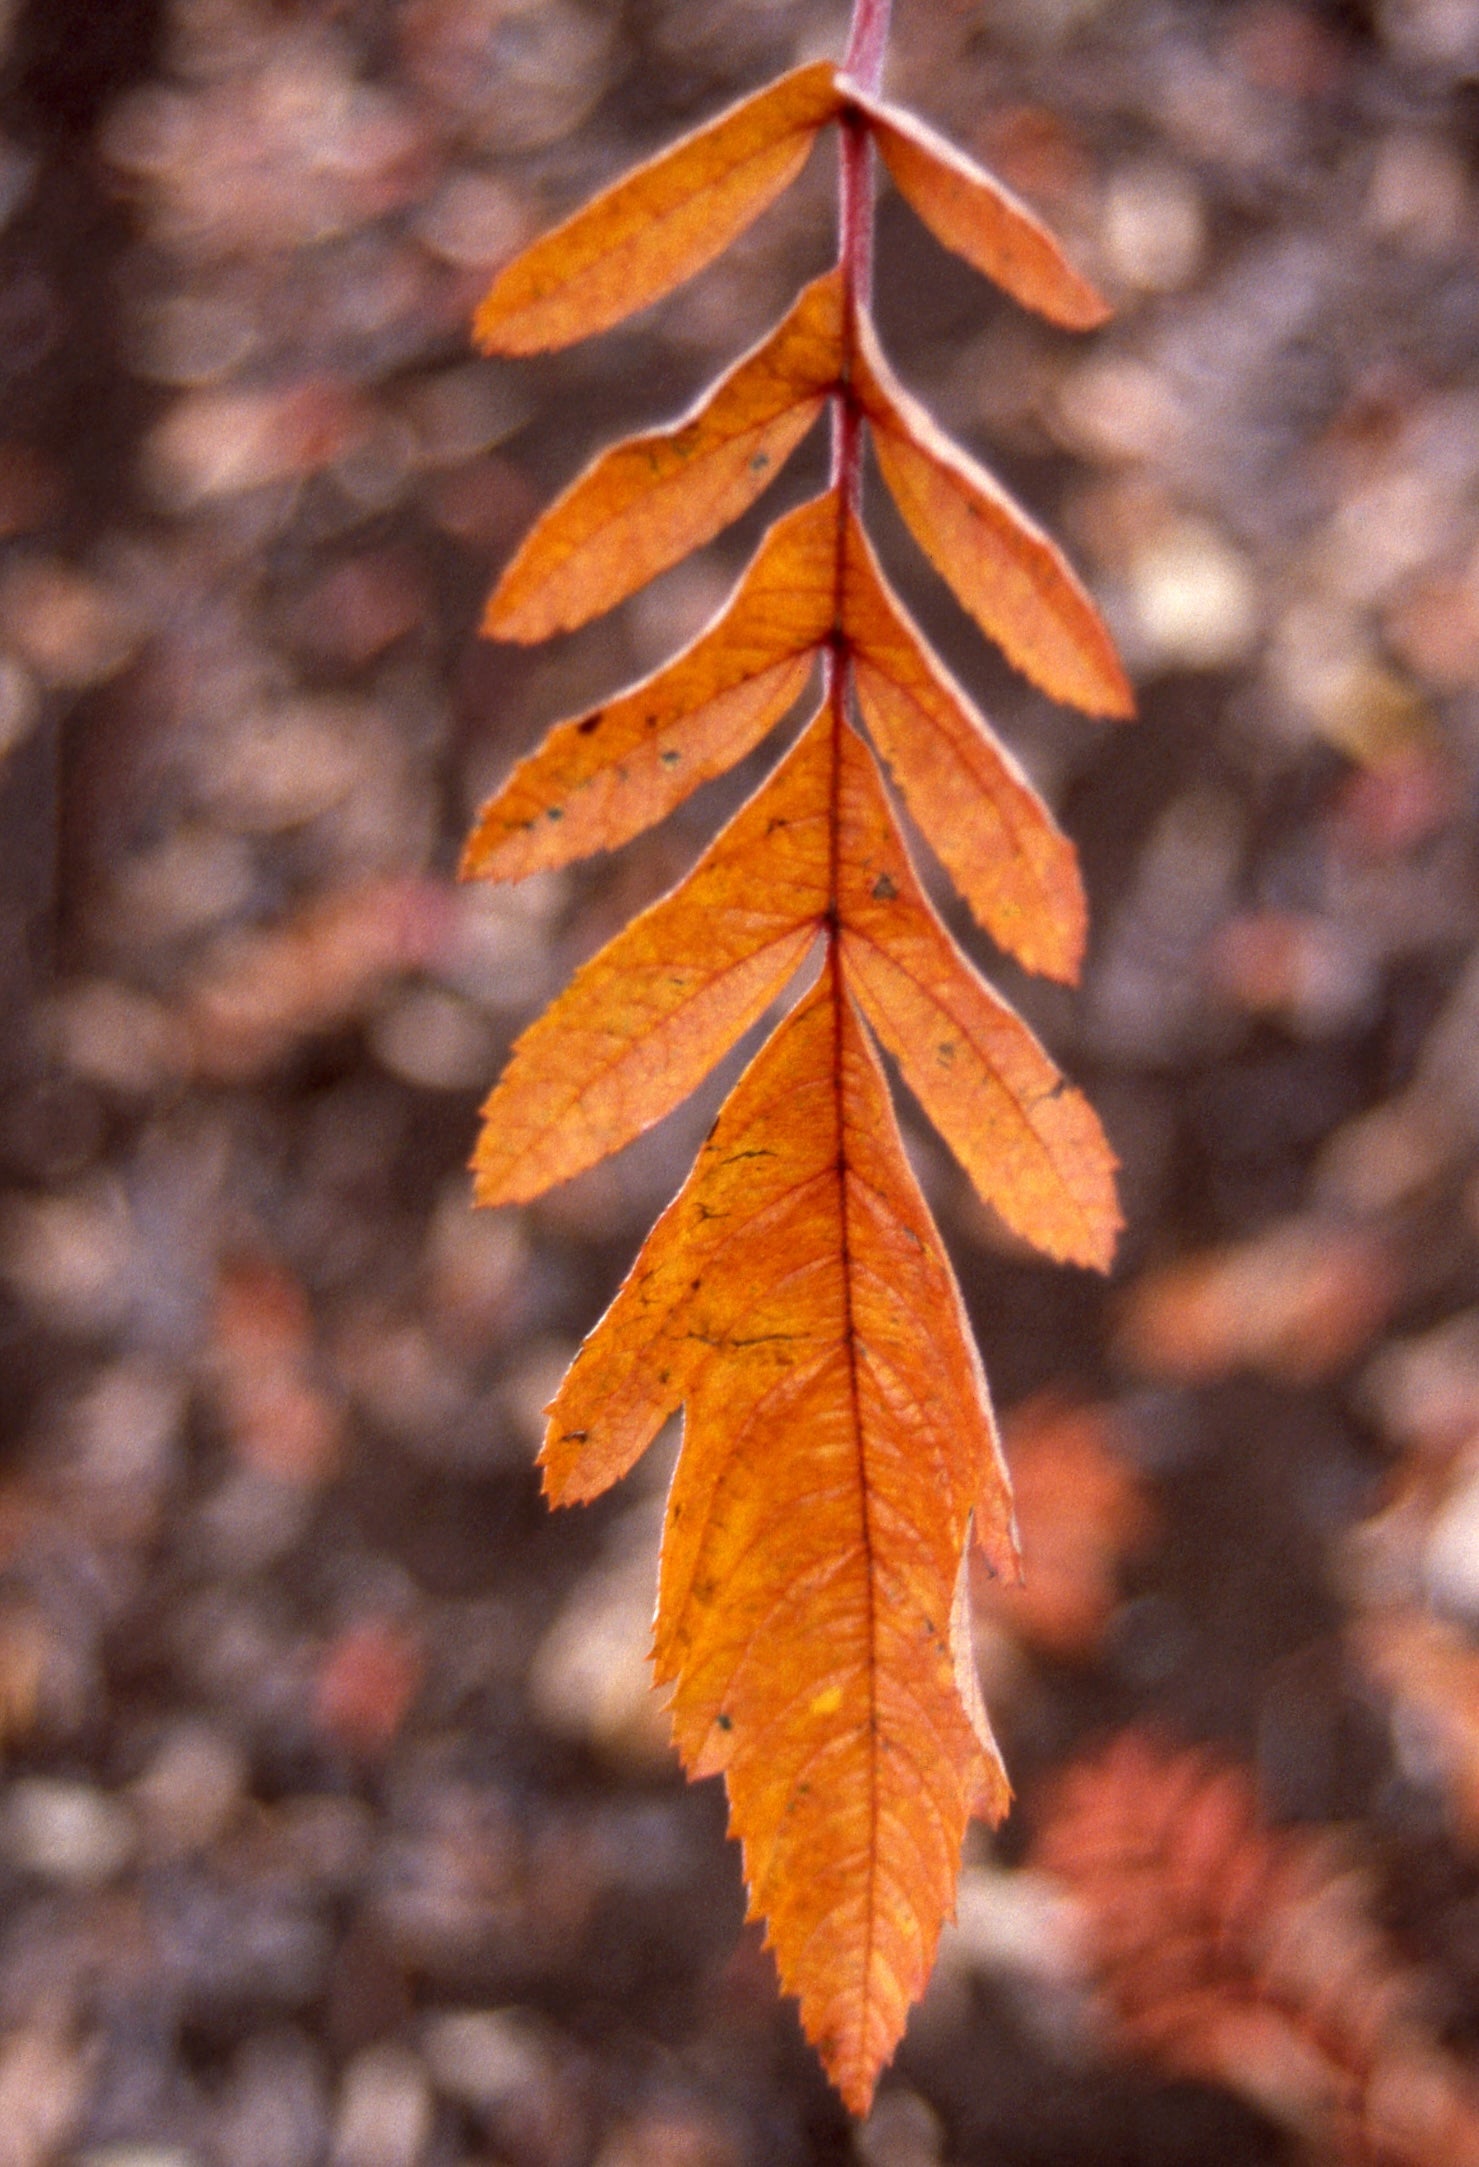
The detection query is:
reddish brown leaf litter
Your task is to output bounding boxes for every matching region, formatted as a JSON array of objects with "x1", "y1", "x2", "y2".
[{"x1": 1034, "y1": 1733, "x2": 1479, "y2": 2167}]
